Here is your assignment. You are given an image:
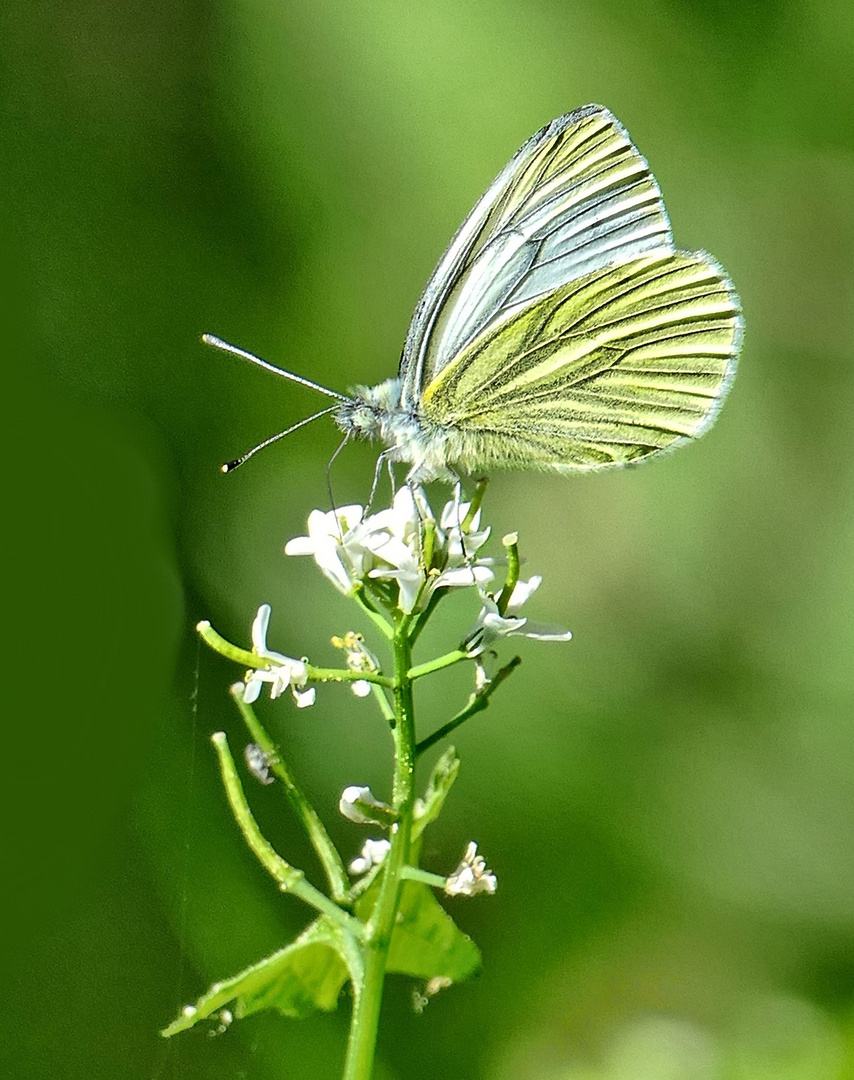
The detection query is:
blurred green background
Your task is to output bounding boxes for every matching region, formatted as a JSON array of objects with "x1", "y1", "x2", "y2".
[{"x1": 3, "y1": 0, "x2": 854, "y2": 1077}]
